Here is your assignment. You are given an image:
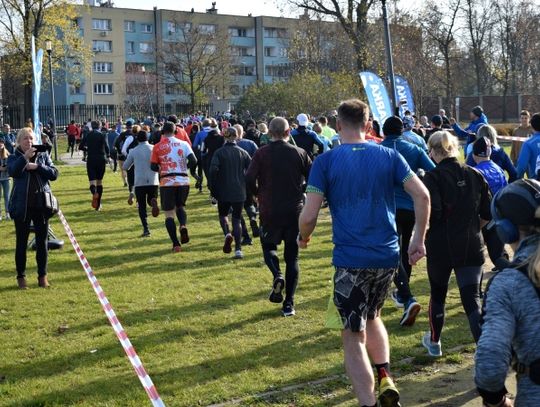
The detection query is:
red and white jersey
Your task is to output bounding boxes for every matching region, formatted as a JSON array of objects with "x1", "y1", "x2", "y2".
[{"x1": 150, "y1": 136, "x2": 193, "y2": 187}]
